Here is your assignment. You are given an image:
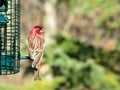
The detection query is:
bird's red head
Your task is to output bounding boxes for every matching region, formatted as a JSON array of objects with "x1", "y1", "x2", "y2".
[
  {"x1": 33, "y1": 25, "x2": 43, "y2": 30},
  {"x1": 30, "y1": 25, "x2": 44, "y2": 36}
]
